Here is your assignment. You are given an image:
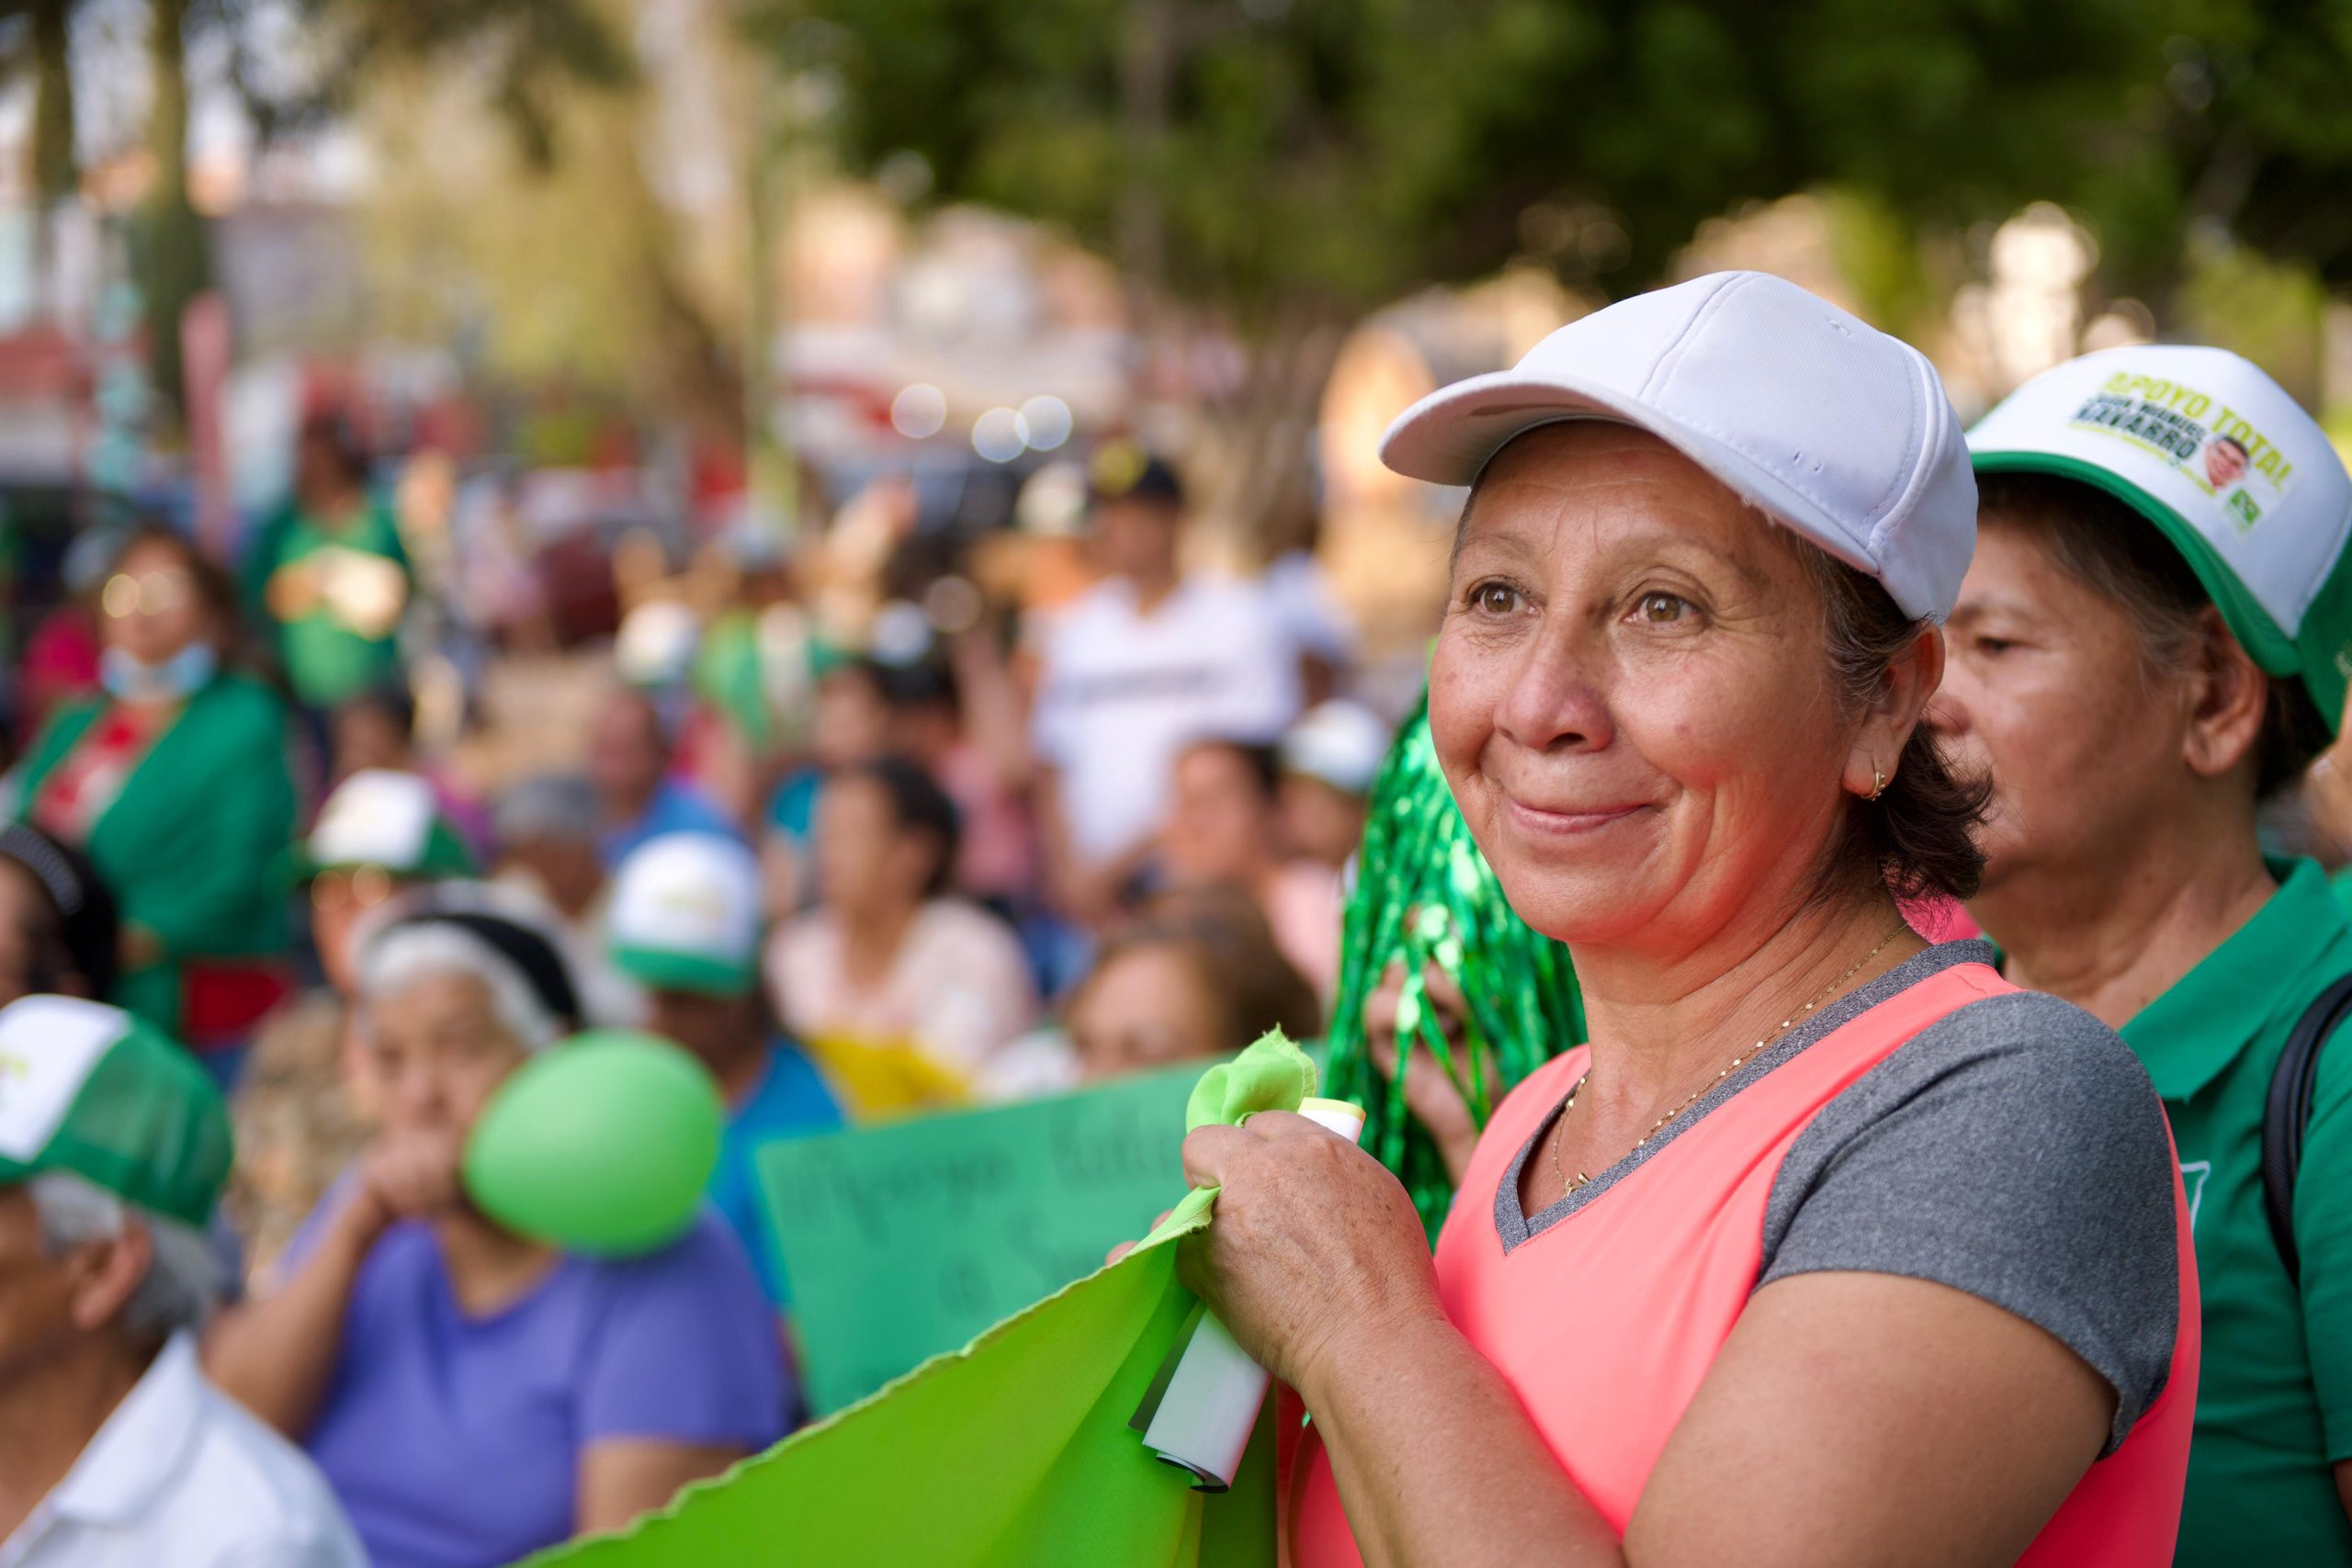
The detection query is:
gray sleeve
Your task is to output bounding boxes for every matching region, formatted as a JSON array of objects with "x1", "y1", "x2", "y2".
[{"x1": 1757, "y1": 989, "x2": 2180, "y2": 1456}]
